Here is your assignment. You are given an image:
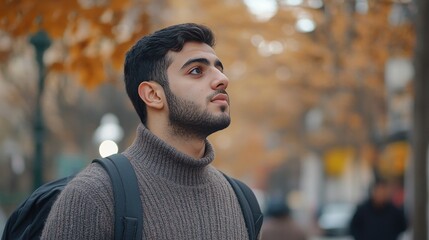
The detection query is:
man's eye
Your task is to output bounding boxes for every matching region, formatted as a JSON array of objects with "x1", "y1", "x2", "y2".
[{"x1": 189, "y1": 67, "x2": 202, "y2": 75}]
